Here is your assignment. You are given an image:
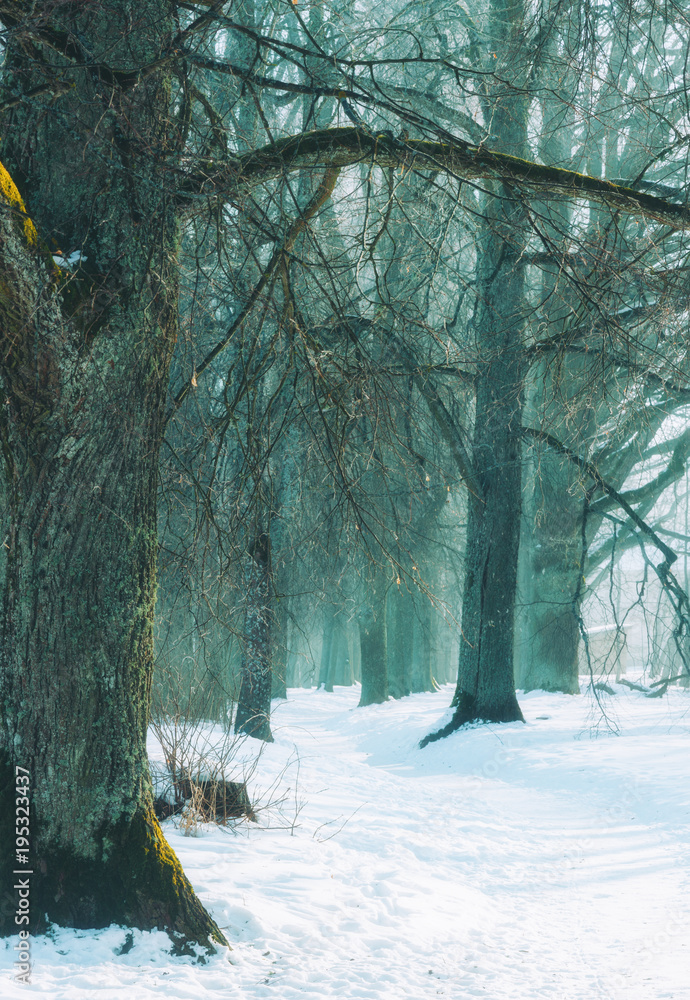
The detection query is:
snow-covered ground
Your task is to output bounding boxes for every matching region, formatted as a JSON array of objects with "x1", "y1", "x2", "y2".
[{"x1": 3, "y1": 683, "x2": 690, "y2": 999}]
